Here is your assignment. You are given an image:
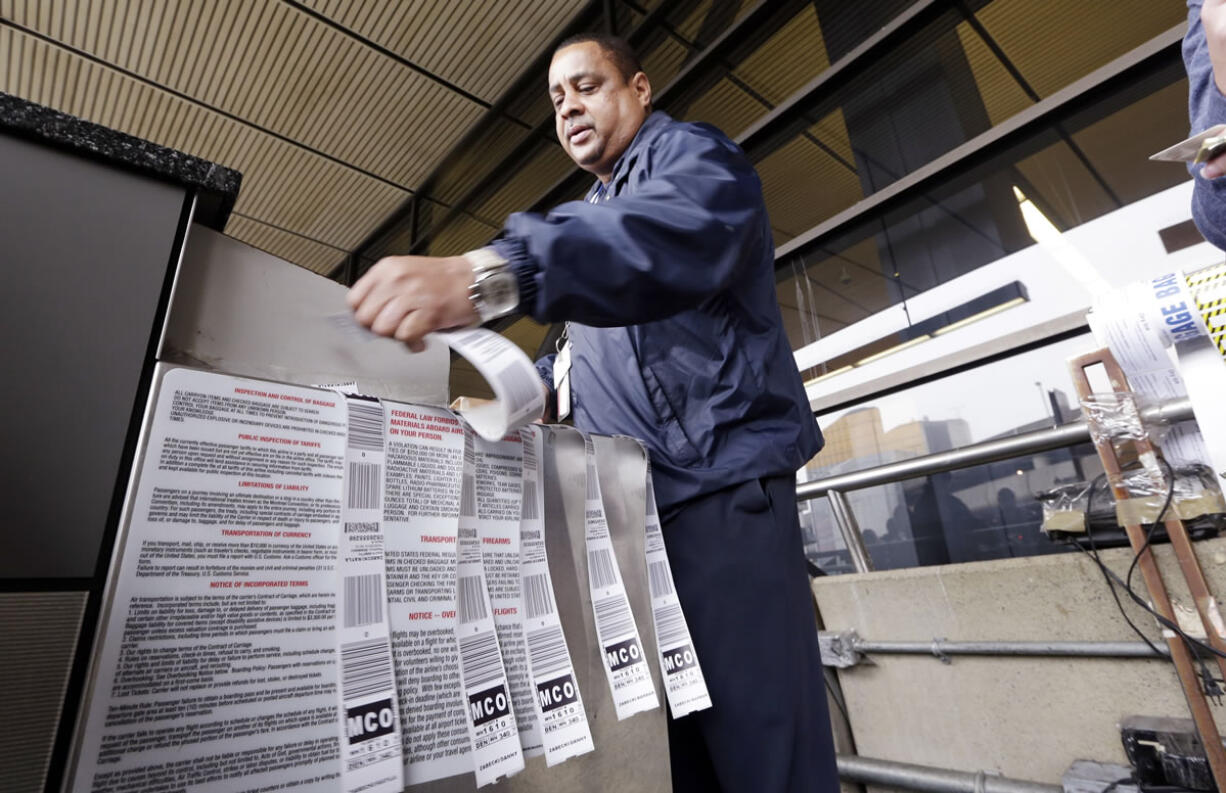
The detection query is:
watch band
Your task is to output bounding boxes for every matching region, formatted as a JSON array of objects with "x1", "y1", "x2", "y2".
[{"x1": 464, "y1": 247, "x2": 519, "y2": 323}]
